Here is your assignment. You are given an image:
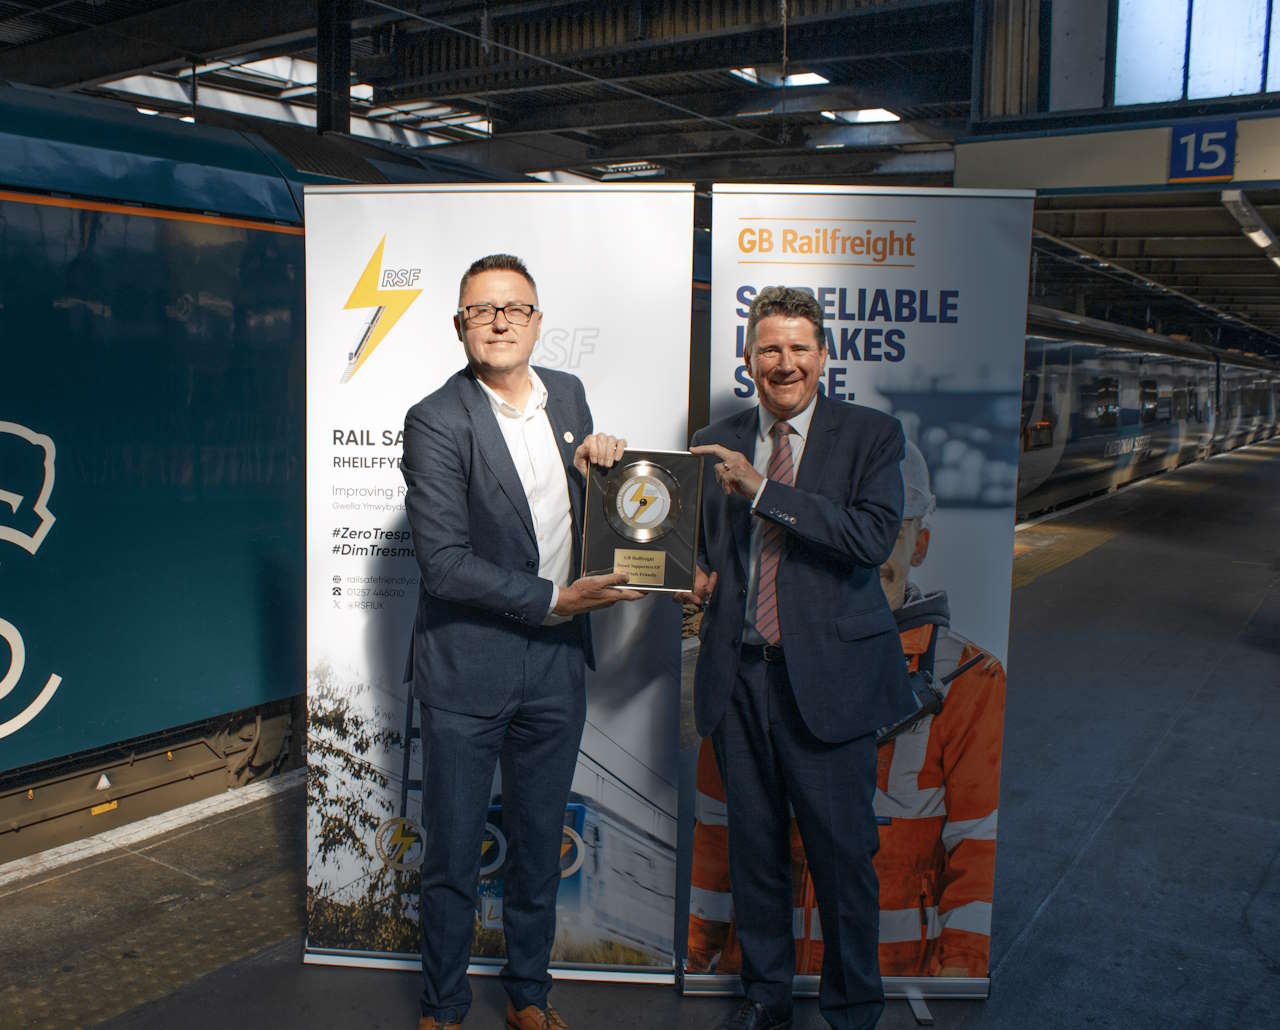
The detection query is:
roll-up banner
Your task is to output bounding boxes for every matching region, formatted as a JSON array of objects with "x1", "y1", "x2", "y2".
[
  {"x1": 303, "y1": 184, "x2": 693, "y2": 978},
  {"x1": 683, "y1": 184, "x2": 1033, "y2": 1000}
]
